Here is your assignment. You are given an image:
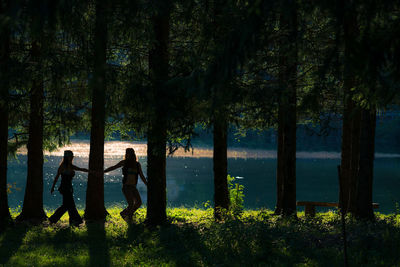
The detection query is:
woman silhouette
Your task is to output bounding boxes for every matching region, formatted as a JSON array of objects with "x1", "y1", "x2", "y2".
[
  {"x1": 49, "y1": 150, "x2": 89, "y2": 225},
  {"x1": 104, "y1": 148, "x2": 147, "y2": 219}
]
